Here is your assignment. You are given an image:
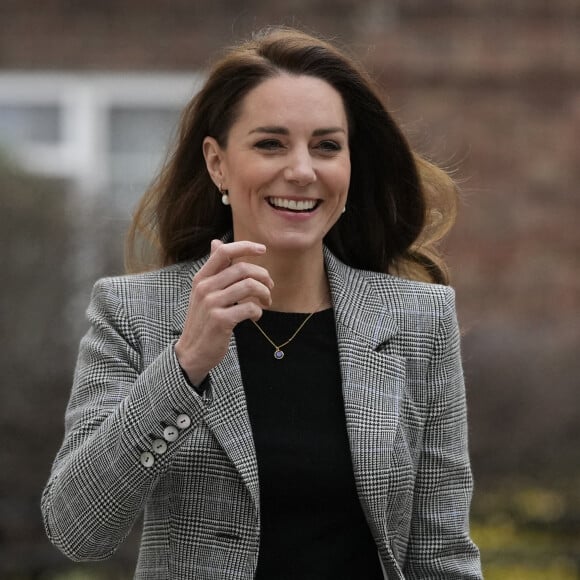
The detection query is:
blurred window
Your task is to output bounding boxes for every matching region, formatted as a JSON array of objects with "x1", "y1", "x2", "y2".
[
  {"x1": 0, "y1": 104, "x2": 61, "y2": 144},
  {"x1": 108, "y1": 106, "x2": 181, "y2": 212},
  {"x1": 109, "y1": 107, "x2": 180, "y2": 154},
  {"x1": 0, "y1": 73, "x2": 201, "y2": 213}
]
